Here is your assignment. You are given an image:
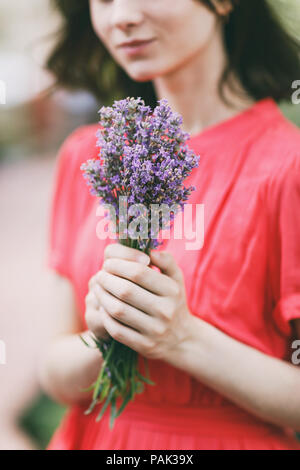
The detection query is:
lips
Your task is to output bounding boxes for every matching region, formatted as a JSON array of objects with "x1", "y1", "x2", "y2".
[{"x1": 118, "y1": 38, "x2": 155, "y2": 48}]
